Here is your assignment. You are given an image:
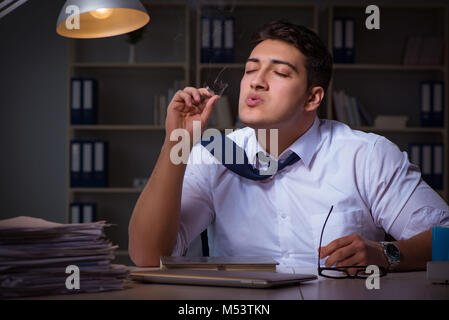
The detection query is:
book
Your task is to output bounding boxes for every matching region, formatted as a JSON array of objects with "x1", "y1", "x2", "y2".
[
  {"x1": 355, "y1": 99, "x2": 373, "y2": 126},
  {"x1": 403, "y1": 36, "x2": 444, "y2": 65},
  {"x1": 403, "y1": 36, "x2": 422, "y2": 65},
  {"x1": 332, "y1": 90, "x2": 346, "y2": 123},
  {"x1": 374, "y1": 115, "x2": 408, "y2": 129},
  {"x1": 160, "y1": 256, "x2": 279, "y2": 272}
]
